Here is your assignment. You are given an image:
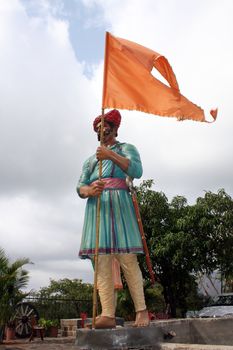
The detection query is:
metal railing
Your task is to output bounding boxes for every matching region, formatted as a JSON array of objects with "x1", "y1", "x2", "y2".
[{"x1": 23, "y1": 296, "x2": 93, "y2": 320}]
